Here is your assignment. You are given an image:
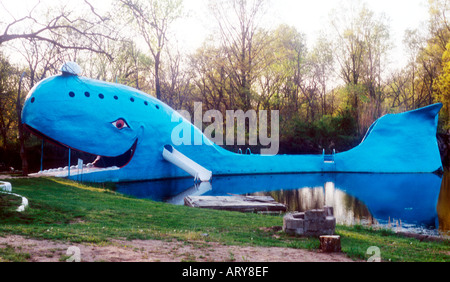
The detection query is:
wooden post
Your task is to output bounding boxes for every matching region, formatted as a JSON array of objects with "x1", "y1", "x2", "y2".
[{"x1": 319, "y1": 235, "x2": 341, "y2": 252}]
